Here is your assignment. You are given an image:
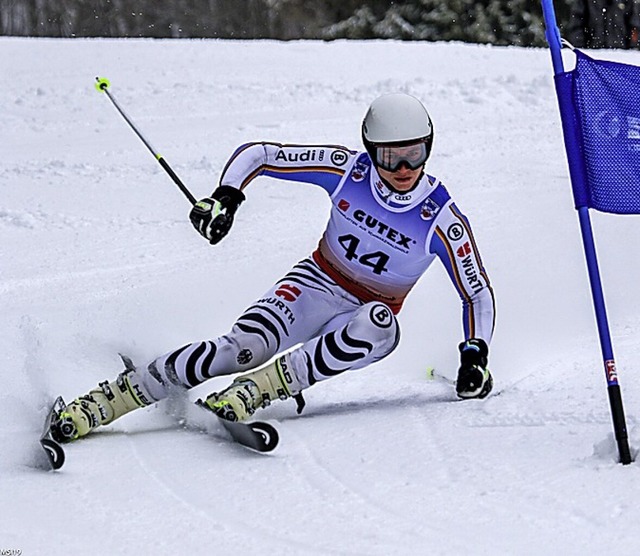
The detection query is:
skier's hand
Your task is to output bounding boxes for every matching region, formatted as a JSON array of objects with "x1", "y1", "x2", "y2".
[
  {"x1": 189, "y1": 185, "x2": 245, "y2": 245},
  {"x1": 456, "y1": 338, "x2": 493, "y2": 399}
]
